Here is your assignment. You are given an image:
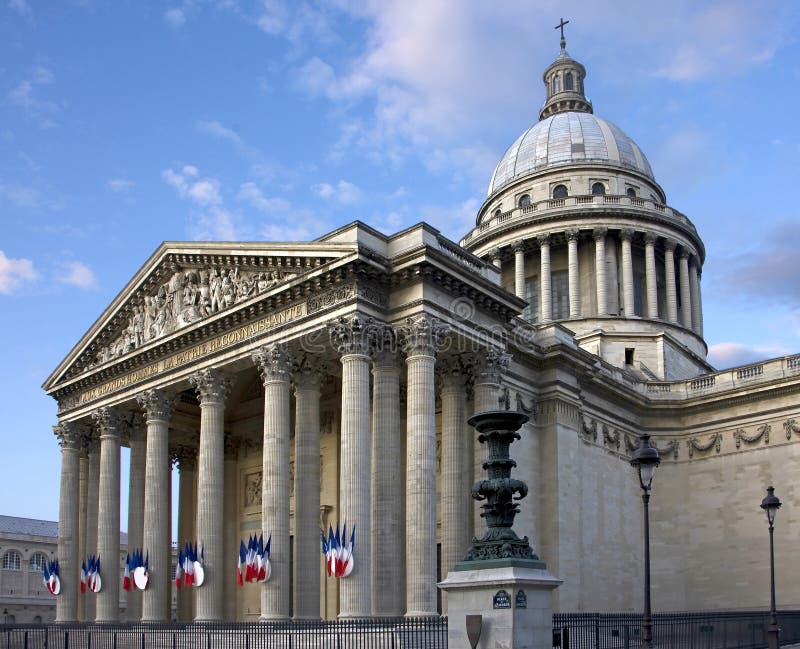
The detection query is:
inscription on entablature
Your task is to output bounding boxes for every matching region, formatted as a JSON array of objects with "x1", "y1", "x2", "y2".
[
  {"x1": 306, "y1": 283, "x2": 388, "y2": 315},
  {"x1": 60, "y1": 302, "x2": 306, "y2": 411}
]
